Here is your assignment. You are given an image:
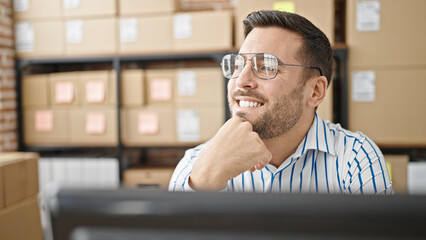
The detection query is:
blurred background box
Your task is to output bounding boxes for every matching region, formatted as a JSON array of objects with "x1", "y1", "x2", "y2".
[
  {"x1": 23, "y1": 108, "x2": 69, "y2": 146},
  {"x1": 119, "y1": 15, "x2": 173, "y2": 54},
  {"x1": 81, "y1": 70, "x2": 117, "y2": 106},
  {"x1": 121, "y1": 69, "x2": 145, "y2": 106},
  {"x1": 62, "y1": 0, "x2": 117, "y2": 19},
  {"x1": 22, "y1": 74, "x2": 50, "y2": 108},
  {"x1": 0, "y1": 152, "x2": 39, "y2": 208},
  {"x1": 385, "y1": 155, "x2": 409, "y2": 194},
  {"x1": 65, "y1": 18, "x2": 117, "y2": 56},
  {"x1": 174, "y1": 67, "x2": 224, "y2": 108},
  {"x1": 146, "y1": 69, "x2": 176, "y2": 106},
  {"x1": 235, "y1": 0, "x2": 335, "y2": 48},
  {"x1": 346, "y1": 0, "x2": 426, "y2": 68},
  {"x1": 13, "y1": 0, "x2": 62, "y2": 20},
  {"x1": 176, "y1": 105, "x2": 224, "y2": 143},
  {"x1": 69, "y1": 107, "x2": 118, "y2": 146},
  {"x1": 123, "y1": 166, "x2": 175, "y2": 189},
  {"x1": 119, "y1": 0, "x2": 177, "y2": 16},
  {"x1": 0, "y1": 197, "x2": 43, "y2": 240},
  {"x1": 14, "y1": 20, "x2": 64, "y2": 58},
  {"x1": 173, "y1": 10, "x2": 233, "y2": 52},
  {"x1": 49, "y1": 71, "x2": 82, "y2": 106},
  {"x1": 121, "y1": 107, "x2": 175, "y2": 146},
  {"x1": 348, "y1": 68, "x2": 426, "y2": 146}
]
